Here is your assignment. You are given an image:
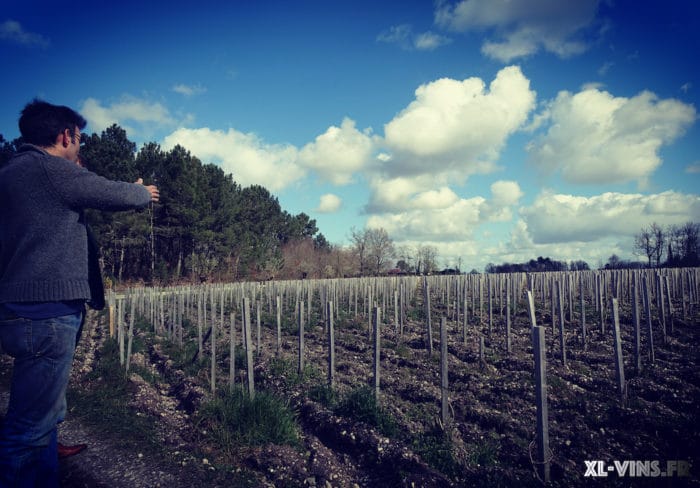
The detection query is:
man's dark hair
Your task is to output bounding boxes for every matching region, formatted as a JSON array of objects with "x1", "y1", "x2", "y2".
[{"x1": 18, "y1": 99, "x2": 87, "y2": 147}]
